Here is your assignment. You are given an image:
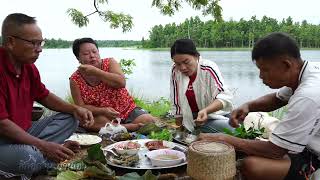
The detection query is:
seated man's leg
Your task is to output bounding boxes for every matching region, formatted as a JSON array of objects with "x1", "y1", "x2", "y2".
[
  {"x1": 0, "y1": 144, "x2": 55, "y2": 179},
  {"x1": 241, "y1": 155, "x2": 290, "y2": 180},
  {"x1": 200, "y1": 118, "x2": 234, "y2": 133},
  {"x1": 28, "y1": 113, "x2": 78, "y2": 144}
]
